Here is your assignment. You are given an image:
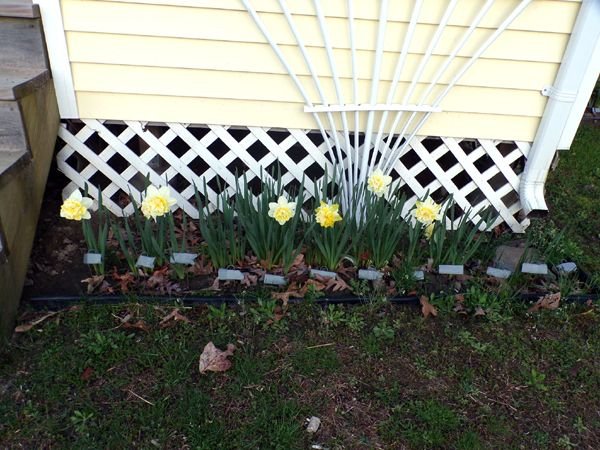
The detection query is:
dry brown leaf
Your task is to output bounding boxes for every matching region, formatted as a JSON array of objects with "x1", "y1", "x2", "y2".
[
  {"x1": 208, "y1": 277, "x2": 220, "y2": 291},
  {"x1": 288, "y1": 253, "x2": 306, "y2": 271},
  {"x1": 159, "y1": 308, "x2": 191, "y2": 328},
  {"x1": 189, "y1": 256, "x2": 213, "y2": 276},
  {"x1": 528, "y1": 292, "x2": 561, "y2": 312},
  {"x1": 81, "y1": 367, "x2": 93, "y2": 381},
  {"x1": 474, "y1": 306, "x2": 487, "y2": 317},
  {"x1": 199, "y1": 342, "x2": 235, "y2": 374},
  {"x1": 453, "y1": 303, "x2": 468, "y2": 315},
  {"x1": 122, "y1": 320, "x2": 151, "y2": 333},
  {"x1": 14, "y1": 311, "x2": 58, "y2": 333},
  {"x1": 420, "y1": 295, "x2": 438, "y2": 318},
  {"x1": 112, "y1": 270, "x2": 136, "y2": 293},
  {"x1": 241, "y1": 272, "x2": 258, "y2": 287},
  {"x1": 325, "y1": 276, "x2": 350, "y2": 293},
  {"x1": 81, "y1": 275, "x2": 107, "y2": 294}
]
